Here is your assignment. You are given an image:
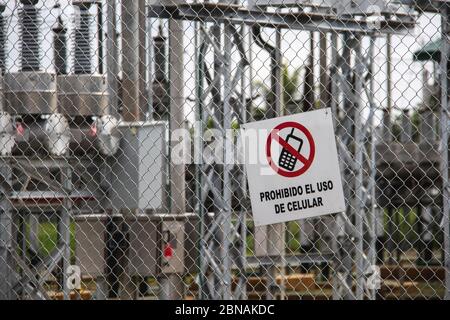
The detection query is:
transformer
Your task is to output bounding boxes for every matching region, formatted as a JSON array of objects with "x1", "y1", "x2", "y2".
[
  {"x1": 51, "y1": 3, "x2": 119, "y2": 157},
  {"x1": 57, "y1": 0, "x2": 108, "y2": 116},
  {"x1": 4, "y1": 0, "x2": 57, "y2": 115},
  {"x1": 57, "y1": 74, "x2": 108, "y2": 116},
  {"x1": 4, "y1": 72, "x2": 57, "y2": 115}
]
